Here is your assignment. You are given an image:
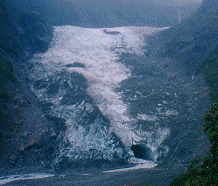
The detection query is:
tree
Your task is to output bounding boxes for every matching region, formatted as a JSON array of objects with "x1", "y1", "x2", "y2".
[
  {"x1": 204, "y1": 103, "x2": 218, "y2": 164},
  {"x1": 170, "y1": 103, "x2": 218, "y2": 186}
]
